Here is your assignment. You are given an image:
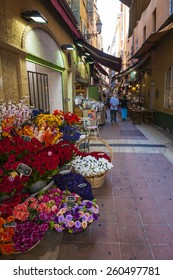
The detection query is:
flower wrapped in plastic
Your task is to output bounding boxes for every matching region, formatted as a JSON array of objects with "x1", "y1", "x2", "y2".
[{"x1": 52, "y1": 197, "x2": 99, "y2": 234}]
